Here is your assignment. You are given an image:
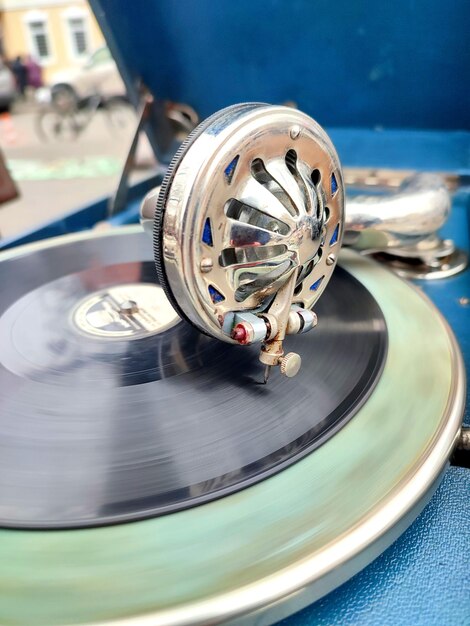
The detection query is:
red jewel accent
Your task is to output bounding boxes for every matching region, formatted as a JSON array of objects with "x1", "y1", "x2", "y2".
[{"x1": 231, "y1": 324, "x2": 248, "y2": 344}]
